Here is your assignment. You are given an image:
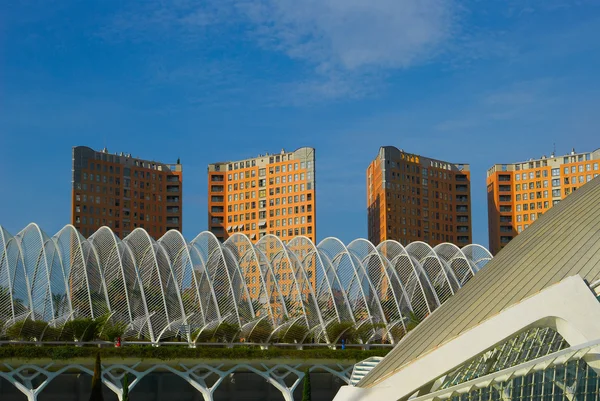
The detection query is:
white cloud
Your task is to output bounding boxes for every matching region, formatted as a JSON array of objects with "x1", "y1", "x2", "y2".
[
  {"x1": 107, "y1": 0, "x2": 458, "y2": 71},
  {"x1": 237, "y1": 0, "x2": 458, "y2": 71}
]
